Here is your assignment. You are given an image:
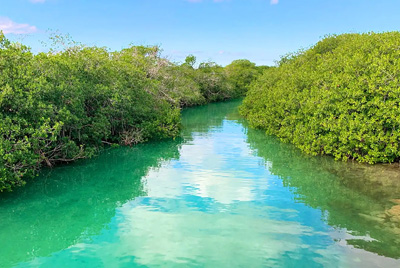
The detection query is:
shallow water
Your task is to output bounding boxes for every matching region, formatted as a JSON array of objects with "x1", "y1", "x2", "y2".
[{"x1": 1, "y1": 100, "x2": 400, "y2": 268}]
